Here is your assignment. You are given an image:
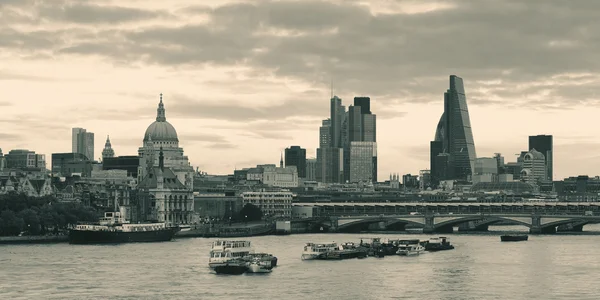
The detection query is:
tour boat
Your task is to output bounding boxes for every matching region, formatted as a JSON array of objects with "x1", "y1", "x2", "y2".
[
  {"x1": 301, "y1": 242, "x2": 338, "y2": 260},
  {"x1": 425, "y1": 237, "x2": 455, "y2": 251},
  {"x1": 208, "y1": 240, "x2": 253, "y2": 274},
  {"x1": 500, "y1": 234, "x2": 528, "y2": 242},
  {"x1": 68, "y1": 211, "x2": 177, "y2": 244},
  {"x1": 396, "y1": 244, "x2": 425, "y2": 256}
]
